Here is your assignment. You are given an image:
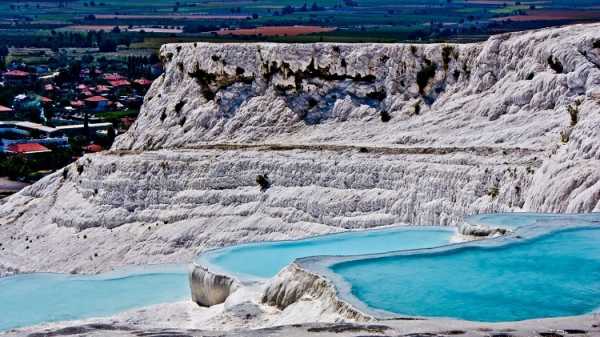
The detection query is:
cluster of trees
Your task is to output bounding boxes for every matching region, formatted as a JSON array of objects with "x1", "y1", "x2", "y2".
[
  {"x1": 82, "y1": 1, "x2": 107, "y2": 7},
  {"x1": 126, "y1": 54, "x2": 160, "y2": 78},
  {"x1": 0, "y1": 148, "x2": 73, "y2": 181},
  {"x1": 0, "y1": 129, "x2": 117, "y2": 181},
  {"x1": 0, "y1": 30, "x2": 141, "y2": 52},
  {"x1": 0, "y1": 46, "x2": 8, "y2": 71},
  {"x1": 274, "y1": 2, "x2": 325, "y2": 16}
]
